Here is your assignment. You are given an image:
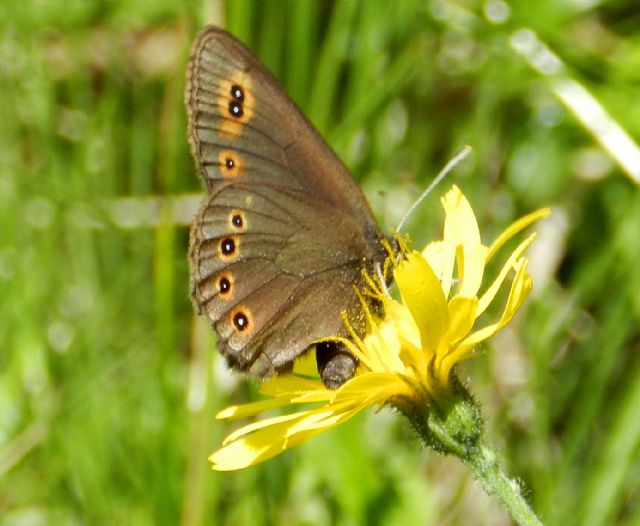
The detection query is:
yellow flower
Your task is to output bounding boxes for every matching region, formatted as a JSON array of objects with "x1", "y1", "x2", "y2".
[{"x1": 210, "y1": 186, "x2": 550, "y2": 471}]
